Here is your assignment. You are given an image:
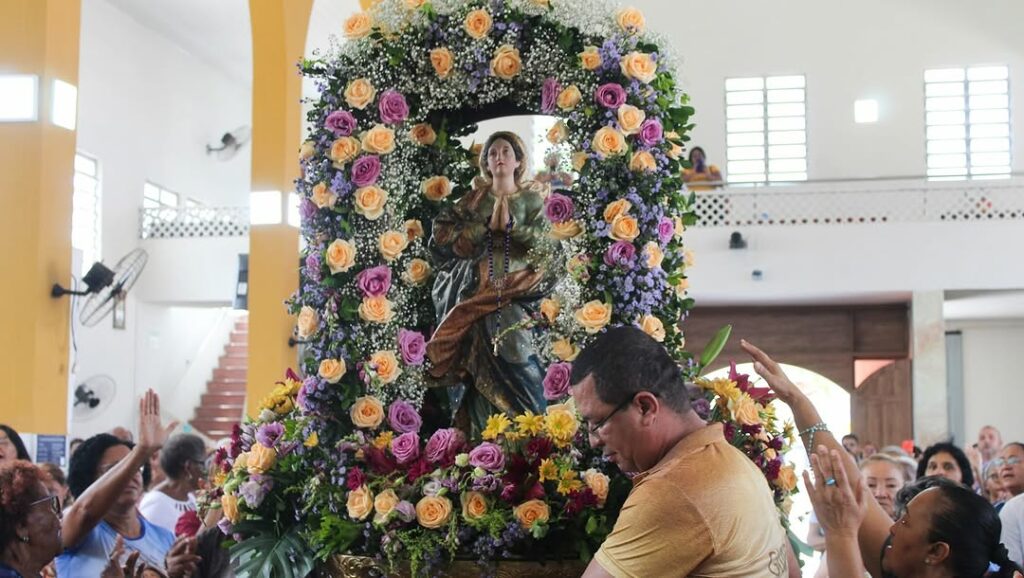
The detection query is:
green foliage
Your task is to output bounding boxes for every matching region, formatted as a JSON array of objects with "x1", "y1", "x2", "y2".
[
  {"x1": 308, "y1": 513, "x2": 362, "y2": 561},
  {"x1": 231, "y1": 522, "x2": 316, "y2": 578},
  {"x1": 699, "y1": 324, "x2": 732, "y2": 371}
]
